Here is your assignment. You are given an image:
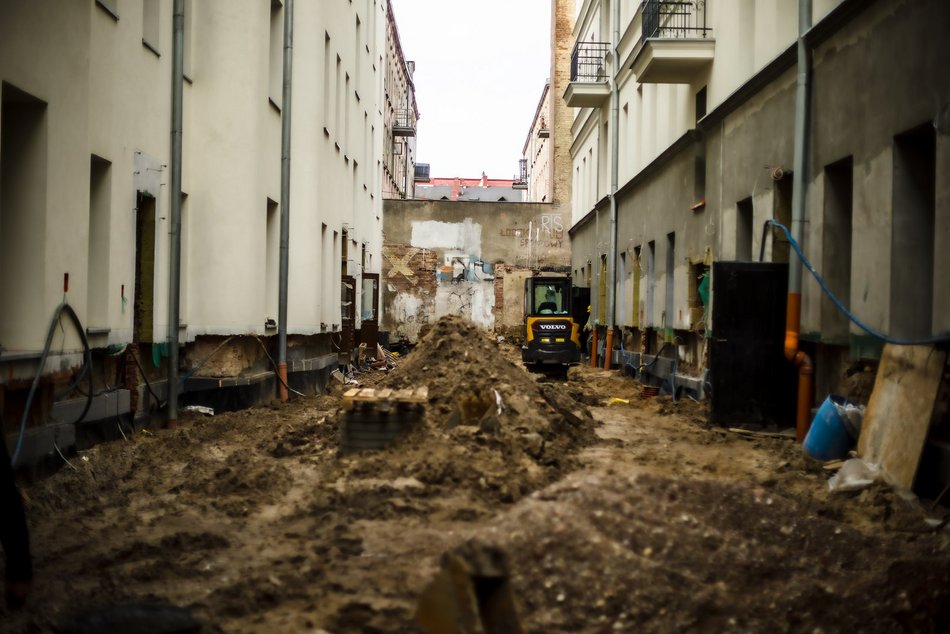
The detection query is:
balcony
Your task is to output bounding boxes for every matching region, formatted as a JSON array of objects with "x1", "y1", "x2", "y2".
[
  {"x1": 513, "y1": 159, "x2": 528, "y2": 190},
  {"x1": 632, "y1": 0, "x2": 714, "y2": 84},
  {"x1": 563, "y1": 41, "x2": 610, "y2": 108},
  {"x1": 392, "y1": 108, "x2": 416, "y2": 137}
]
